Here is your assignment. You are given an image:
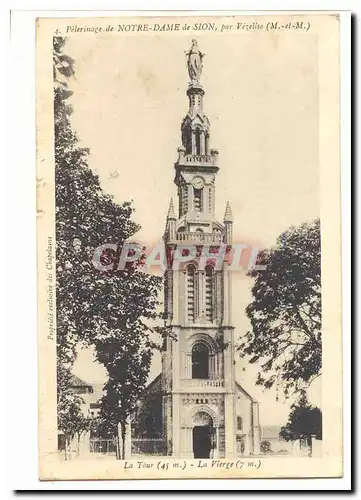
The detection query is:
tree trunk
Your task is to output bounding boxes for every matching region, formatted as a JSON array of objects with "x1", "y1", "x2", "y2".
[
  {"x1": 116, "y1": 431, "x2": 121, "y2": 460},
  {"x1": 121, "y1": 422, "x2": 126, "y2": 460},
  {"x1": 65, "y1": 436, "x2": 70, "y2": 461}
]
